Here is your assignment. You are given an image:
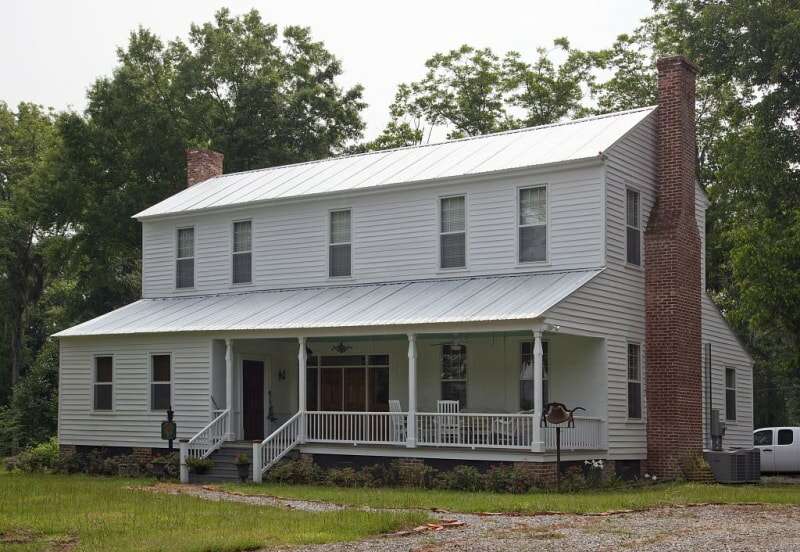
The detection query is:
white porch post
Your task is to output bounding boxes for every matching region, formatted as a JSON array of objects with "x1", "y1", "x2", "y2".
[
  {"x1": 406, "y1": 333, "x2": 417, "y2": 448},
  {"x1": 297, "y1": 336, "x2": 307, "y2": 443},
  {"x1": 225, "y1": 338, "x2": 234, "y2": 441},
  {"x1": 531, "y1": 330, "x2": 545, "y2": 452}
]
